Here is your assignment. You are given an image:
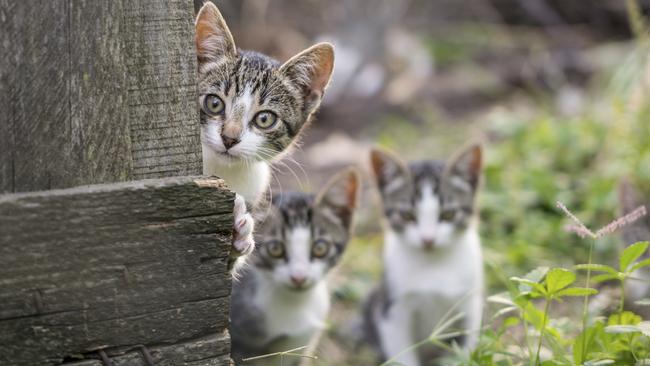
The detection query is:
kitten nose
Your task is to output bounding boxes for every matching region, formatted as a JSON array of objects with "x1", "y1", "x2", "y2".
[
  {"x1": 221, "y1": 135, "x2": 240, "y2": 150},
  {"x1": 290, "y1": 275, "x2": 306, "y2": 287},
  {"x1": 422, "y1": 239, "x2": 435, "y2": 250}
]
